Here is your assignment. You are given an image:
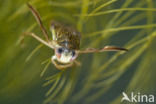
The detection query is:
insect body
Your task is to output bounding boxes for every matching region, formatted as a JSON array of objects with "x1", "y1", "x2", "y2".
[
  {"x1": 50, "y1": 21, "x2": 80, "y2": 64},
  {"x1": 22, "y1": 3, "x2": 128, "y2": 69}
]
